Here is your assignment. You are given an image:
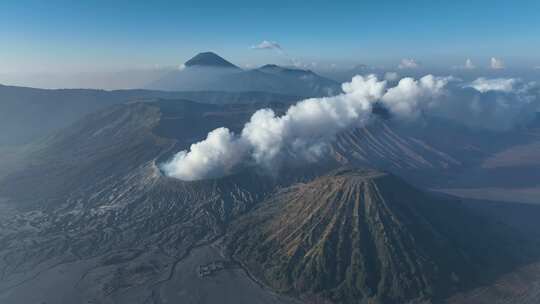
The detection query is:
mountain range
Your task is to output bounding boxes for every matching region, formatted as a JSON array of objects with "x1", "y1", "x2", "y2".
[
  {"x1": 0, "y1": 84, "x2": 300, "y2": 146},
  {"x1": 1, "y1": 53, "x2": 540, "y2": 304},
  {"x1": 0, "y1": 98, "x2": 539, "y2": 303},
  {"x1": 0, "y1": 52, "x2": 338, "y2": 147},
  {"x1": 147, "y1": 52, "x2": 341, "y2": 96}
]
